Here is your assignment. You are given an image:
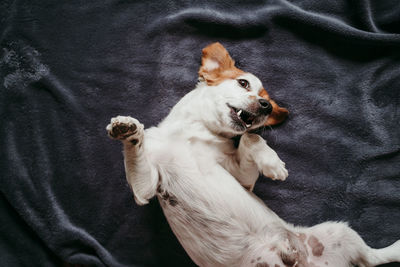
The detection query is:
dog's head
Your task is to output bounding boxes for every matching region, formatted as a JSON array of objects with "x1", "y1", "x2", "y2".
[{"x1": 198, "y1": 42, "x2": 288, "y2": 135}]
